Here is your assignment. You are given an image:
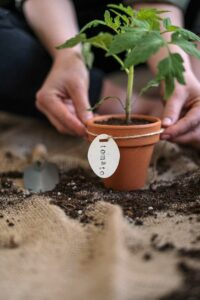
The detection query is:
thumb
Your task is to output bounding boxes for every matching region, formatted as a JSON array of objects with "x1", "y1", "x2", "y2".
[{"x1": 162, "y1": 96, "x2": 184, "y2": 128}]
